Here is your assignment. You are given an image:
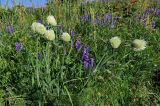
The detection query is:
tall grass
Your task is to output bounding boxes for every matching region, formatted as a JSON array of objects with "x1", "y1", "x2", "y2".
[{"x1": 0, "y1": 0, "x2": 160, "y2": 105}]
